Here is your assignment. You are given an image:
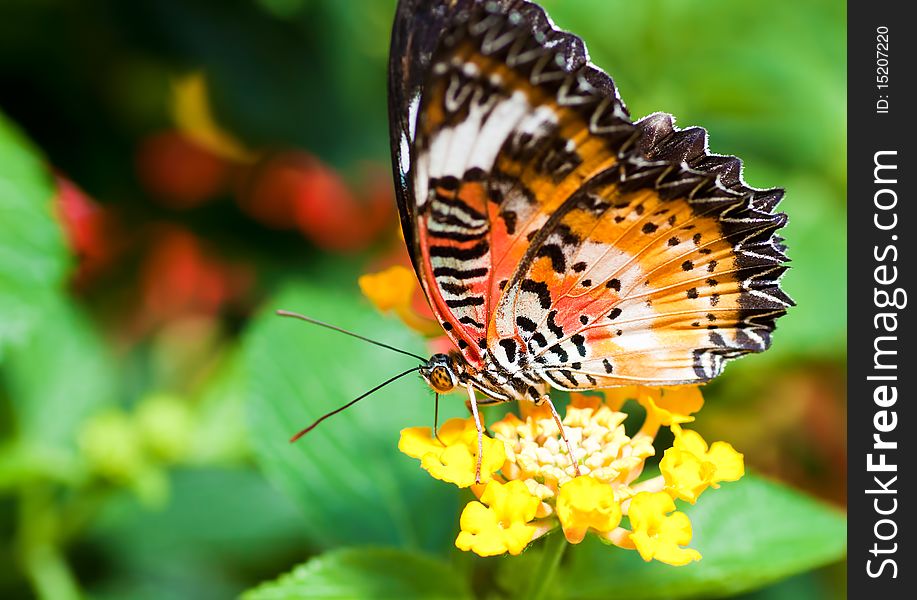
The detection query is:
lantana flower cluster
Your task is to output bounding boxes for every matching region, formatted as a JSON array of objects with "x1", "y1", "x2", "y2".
[
  {"x1": 361, "y1": 264, "x2": 745, "y2": 565},
  {"x1": 399, "y1": 387, "x2": 743, "y2": 564}
]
